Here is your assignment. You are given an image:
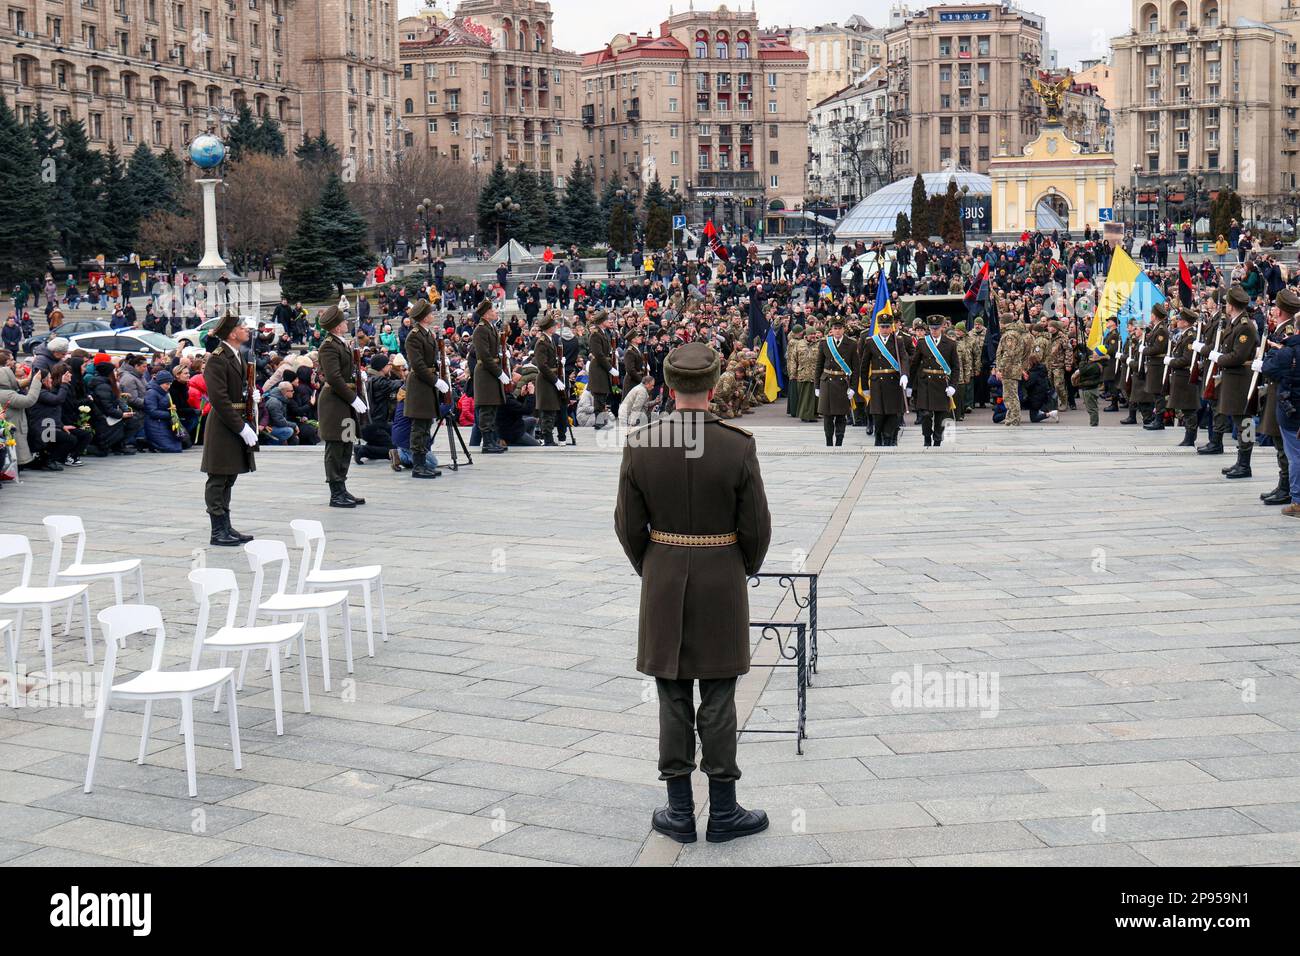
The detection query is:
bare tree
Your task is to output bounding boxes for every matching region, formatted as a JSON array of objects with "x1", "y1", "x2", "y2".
[
  {"x1": 354, "y1": 146, "x2": 481, "y2": 255},
  {"x1": 828, "y1": 118, "x2": 884, "y2": 206}
]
